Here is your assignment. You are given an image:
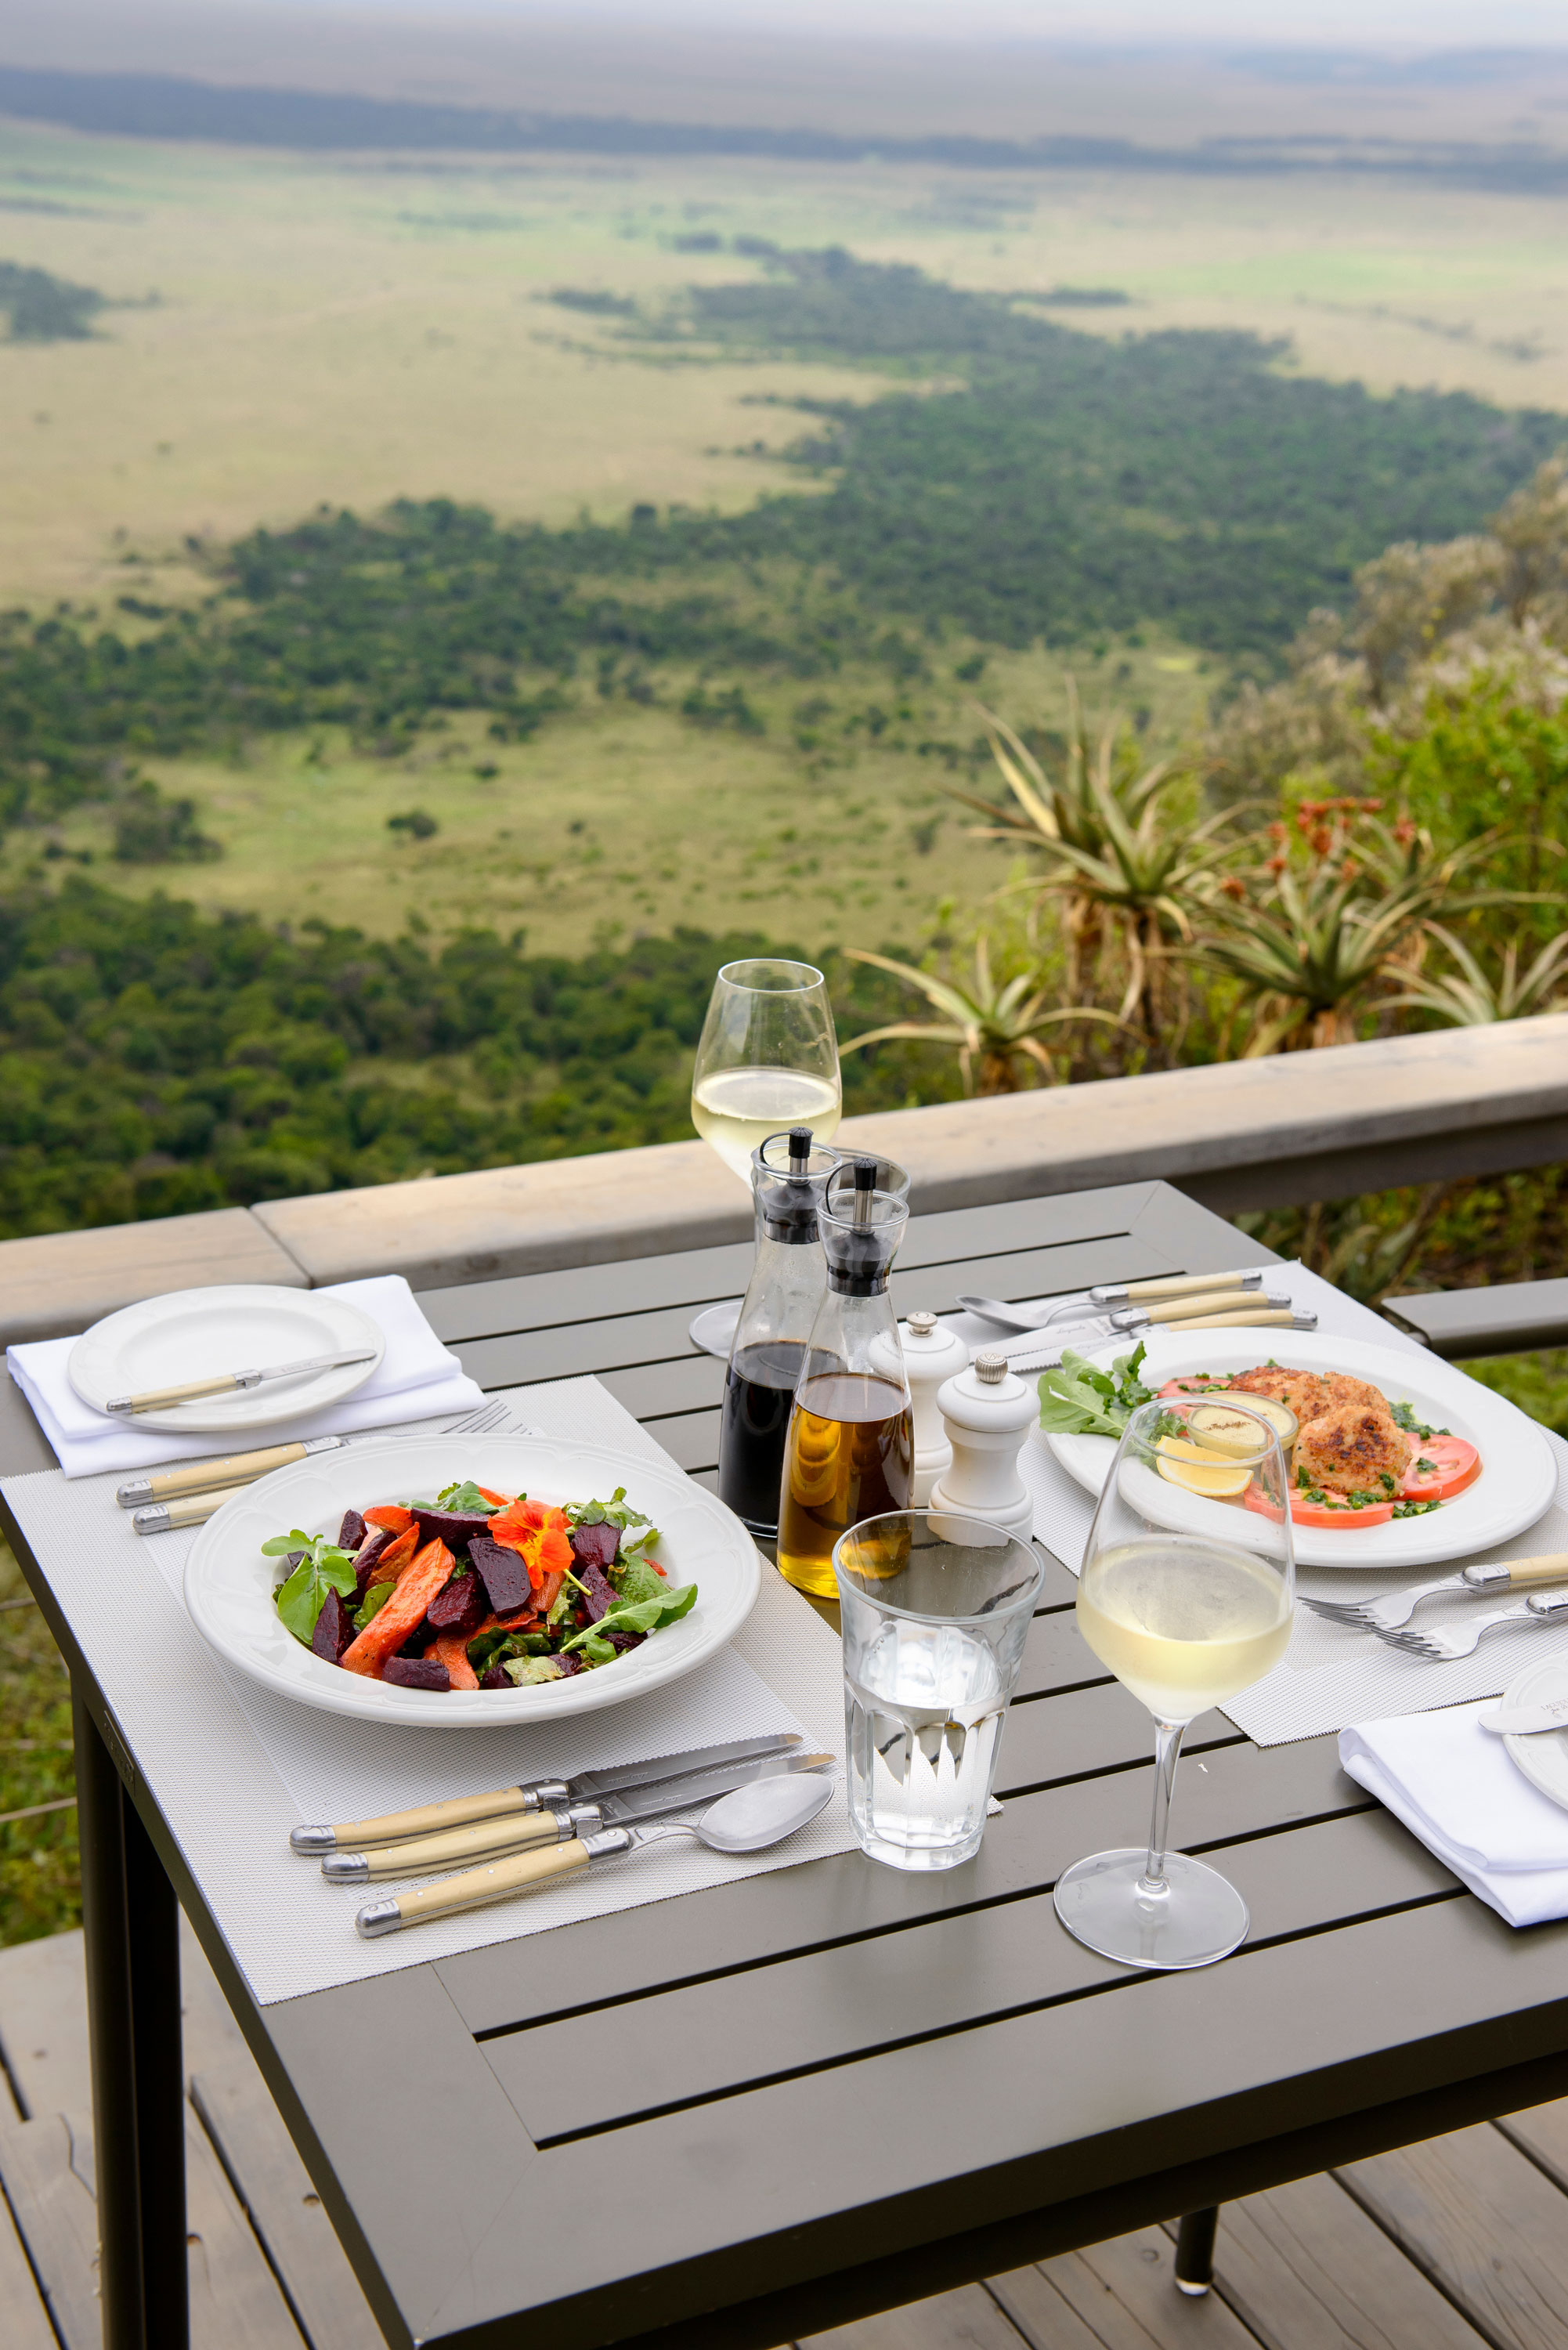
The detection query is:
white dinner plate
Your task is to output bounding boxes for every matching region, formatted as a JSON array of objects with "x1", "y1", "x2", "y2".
[
  {"x1": 1501, "y1": 1658, "x2": 1568, "y2": 1817},
  {"x1": 183, "y1": 1431, "x2": 761, "y2": 1727},
  {"x1": 1043, "y1": 1329, "x2": 1558, "y2": 1571},
  {"x1": 68, "y1": 1285, "x2": 384, "y2": 1435}
]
